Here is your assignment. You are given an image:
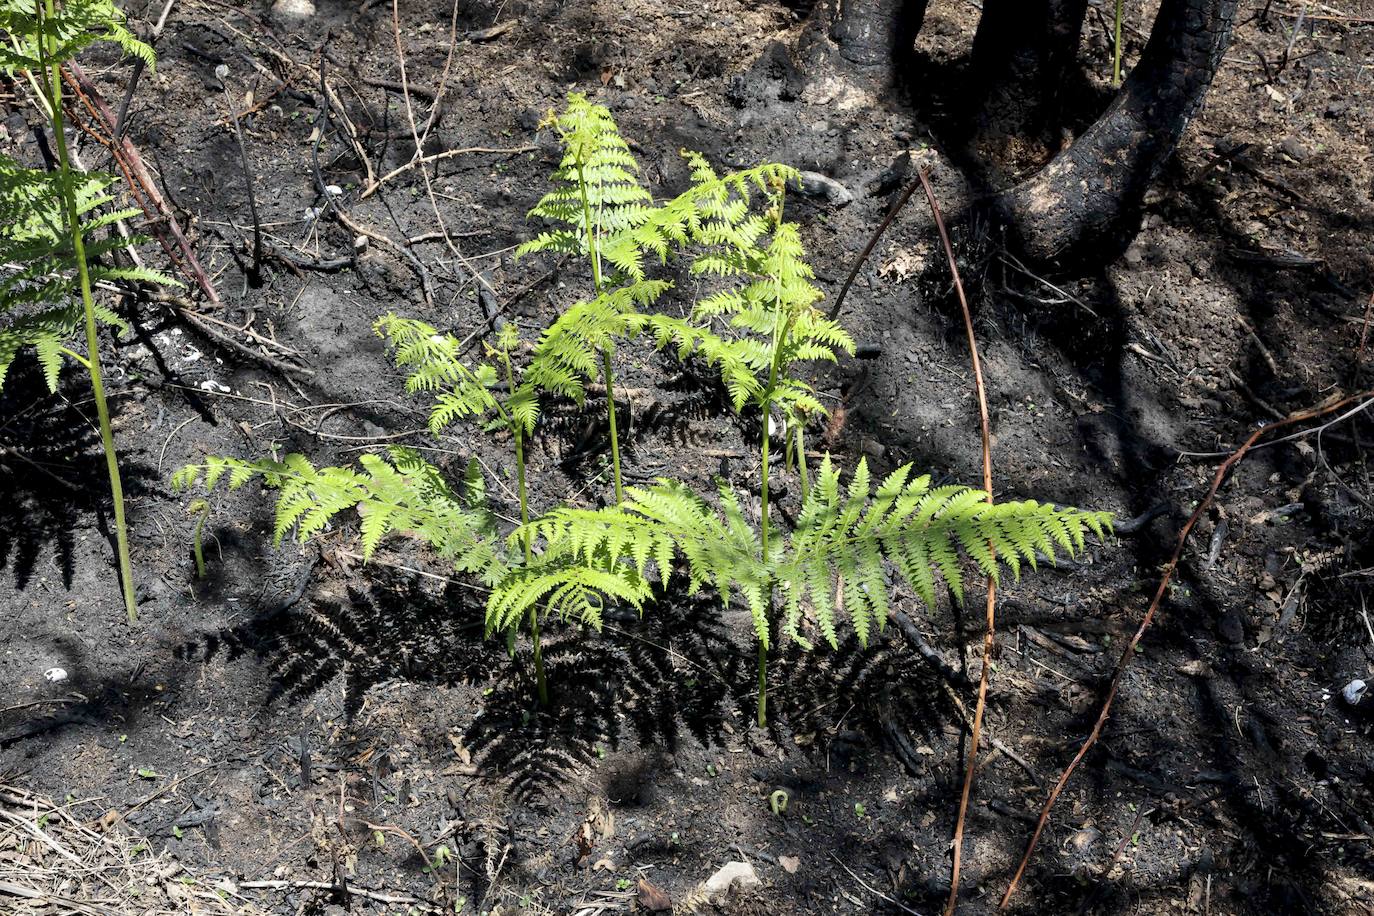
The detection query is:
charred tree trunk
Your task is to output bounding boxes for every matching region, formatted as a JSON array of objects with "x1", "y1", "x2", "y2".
[
  {"x1": 964, "y1": 0, "x2": 1088, "y2": 181},
  {"x1": 993, "y1": 0, "x2": 1239, "y2": 261},
  {"x1": 825, "y1": 0, "x2": 928, "y2": 74},
  {"x1": 801, "y1": 0, "x2": 1236, "y2": 264}
]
